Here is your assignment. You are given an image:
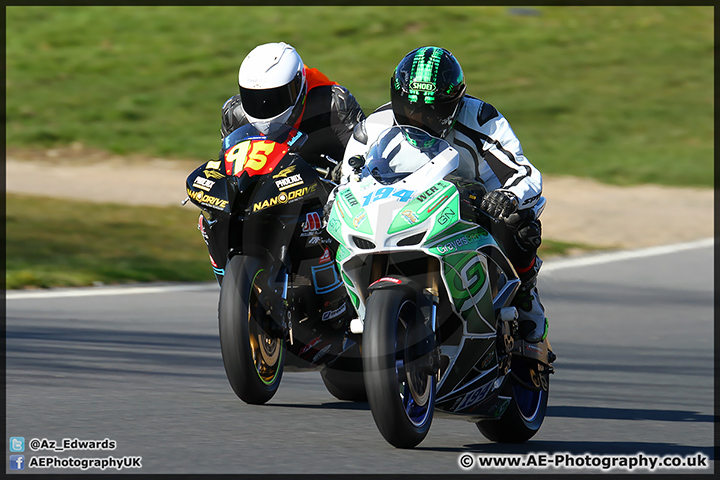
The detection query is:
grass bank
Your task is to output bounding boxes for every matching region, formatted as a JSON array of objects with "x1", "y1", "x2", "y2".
[
  {"x1": 6, "y1": 6, "x2": 712, "y2": 289},
  {"x1": 6, "y1": 194, "x2": 215, "y2": 289},
  {"x1": 5, "y1": 194, "x2": 592, "y2": 289},
  {"x1": 6, "y1": 6, "x2": 713, "y2": 187}
]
